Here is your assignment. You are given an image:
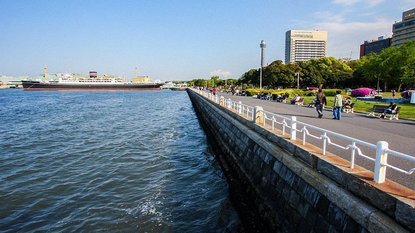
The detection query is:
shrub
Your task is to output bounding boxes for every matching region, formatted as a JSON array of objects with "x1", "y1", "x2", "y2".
[
  {"x1": 305, "y1": 91, "x2": 316, "y2": 96},
  {"x1": 351, "y1": 88, "x2": 375, "y2": 97},
  {"x1": 245, "y1": 89, "x2": 273, "y2": 96},
  {"x1": 245, "y1": 89, "x2": 260, "y2": 96},
  {"x1": 291, "y1": 89, "x2": 305, "y2": 97},
  {"x1": 323, "y1": 90, "x2": 338, "y2": 96}
]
